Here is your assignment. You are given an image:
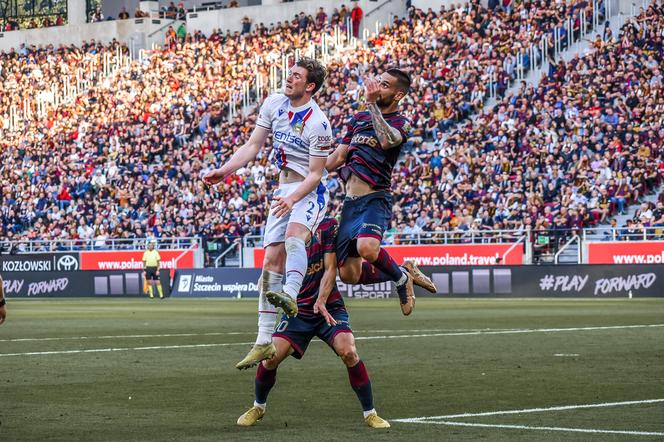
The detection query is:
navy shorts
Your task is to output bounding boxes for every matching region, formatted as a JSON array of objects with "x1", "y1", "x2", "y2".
[
  {"x1": 272, "y1": 309, "x2": 352, "y2": 359},
  {"x1": 336, "y1": 191, "x2": 393, "y2": 265}
]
